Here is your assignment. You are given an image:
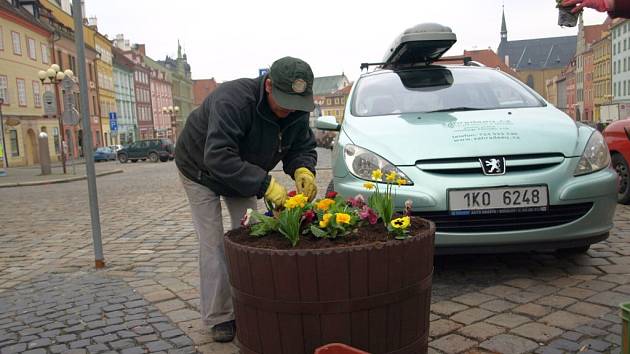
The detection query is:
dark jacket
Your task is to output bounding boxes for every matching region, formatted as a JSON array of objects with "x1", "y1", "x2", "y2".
[
  {"x1": 611, "y1": 0, "x2": 630, "y2": 18},
  {"x1": 175, "y1": 75, "x2": 317, "y2": 198}
]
